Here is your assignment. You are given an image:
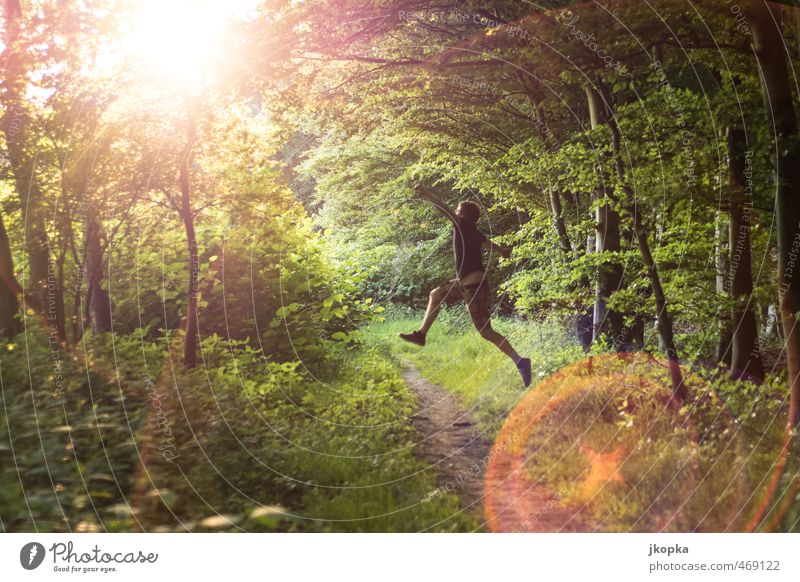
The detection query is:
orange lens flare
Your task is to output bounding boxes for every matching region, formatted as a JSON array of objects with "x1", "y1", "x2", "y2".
[{"x1": 483, "y1": 353, "x2": 770, "y2": 532}]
